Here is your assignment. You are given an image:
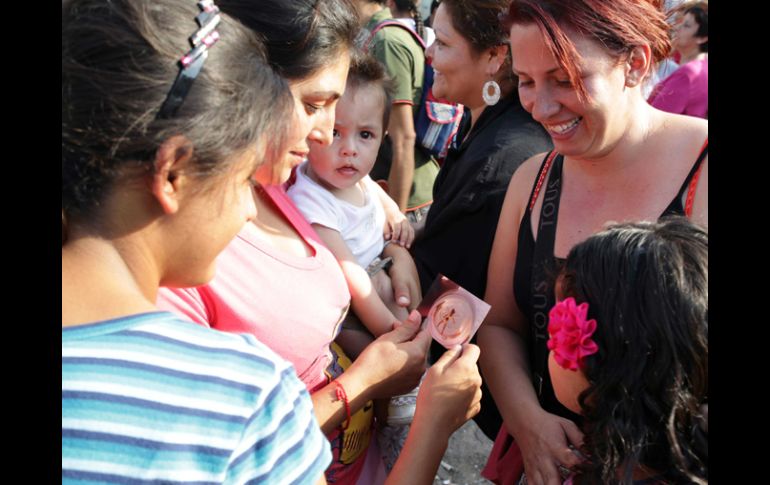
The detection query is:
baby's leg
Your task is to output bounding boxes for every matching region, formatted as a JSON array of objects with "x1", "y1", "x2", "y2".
[{"x1": 371, "y1": 270, "x2": 410, "y2": 323}]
